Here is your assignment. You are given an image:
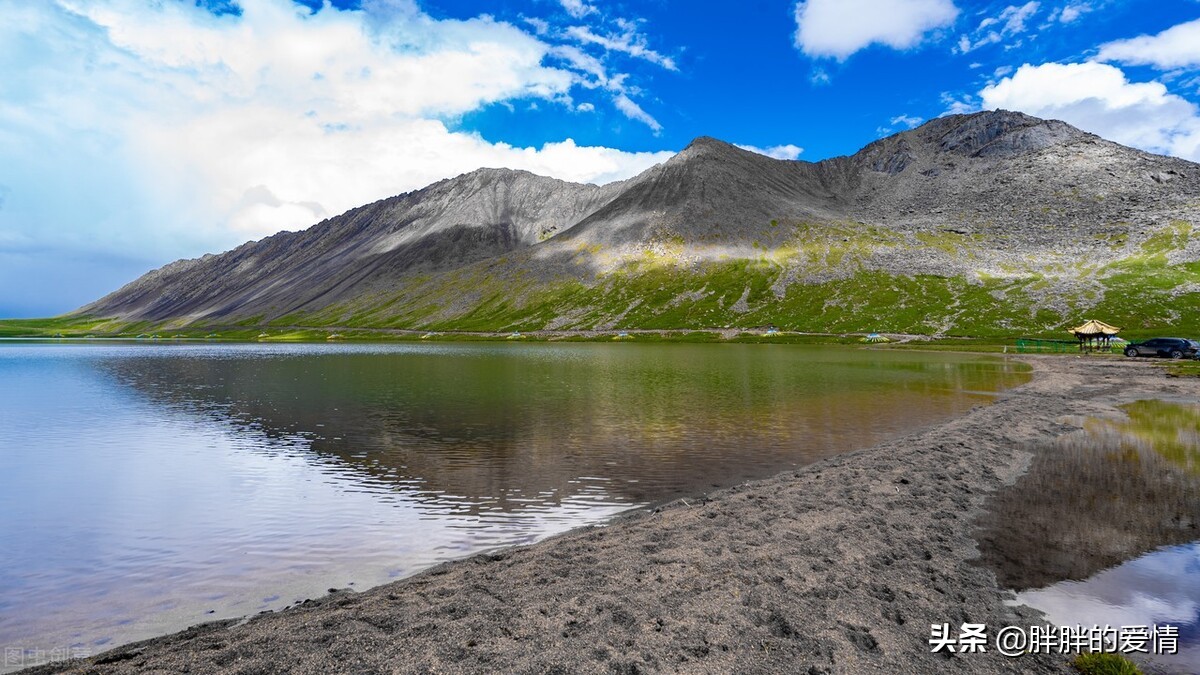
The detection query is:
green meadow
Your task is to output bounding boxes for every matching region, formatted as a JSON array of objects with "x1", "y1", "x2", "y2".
[{"x1": 6, "y1": 220, "x2": 1199, "y2": 349}]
